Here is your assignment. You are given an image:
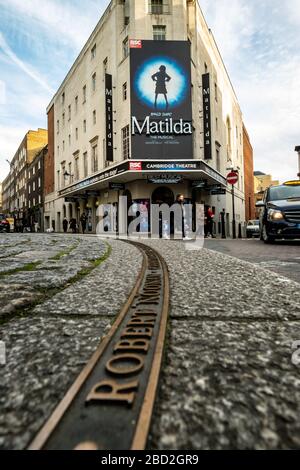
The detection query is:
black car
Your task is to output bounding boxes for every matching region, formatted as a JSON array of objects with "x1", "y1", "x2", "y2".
[{"x1": 256, "y1": 181, "x2": 300, "y2": 243}]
